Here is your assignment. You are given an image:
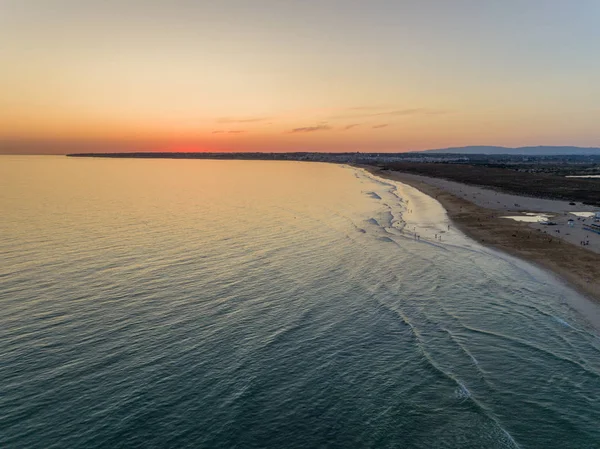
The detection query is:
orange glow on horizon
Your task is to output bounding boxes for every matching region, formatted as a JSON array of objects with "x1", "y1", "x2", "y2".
[
  {"x1": 163, "y1": 145, "x2": 216, "y2": 153},
  {"x1": 2, "y1": 2, "x2": 600, "y2": 155}
]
